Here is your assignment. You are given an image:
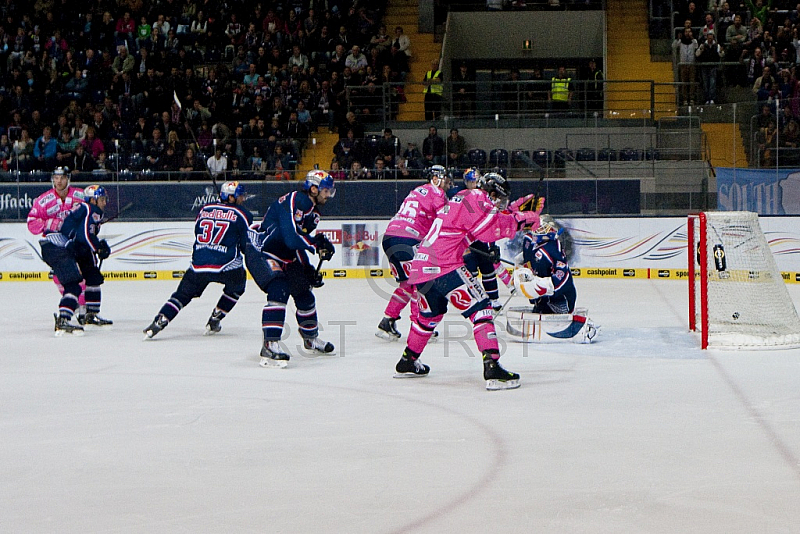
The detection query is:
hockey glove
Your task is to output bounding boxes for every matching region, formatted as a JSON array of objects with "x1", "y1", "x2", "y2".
[
  {"x1": 97, "y1": 239, "x2": 111, "y2": 260},
  {"x1": 517, "y1": 273, "x2": 555, "y2": 299},
  {"x1": 509, "y1": 193, "x2": 536, "y2": 212},
  {"x1": 513, "y1": 210, "x2": 541, "y2": 230},
  {"x1": 487, "y1": 244, "x2": 501, "y2": 264},
  {"x1": 314, "y1": 233, "x2": 335, "y2": 261},
  {"x1": 305, "y1": 263, "x2": 325, "y2": 288}
]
